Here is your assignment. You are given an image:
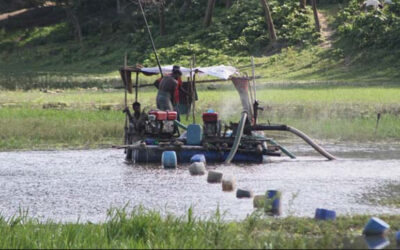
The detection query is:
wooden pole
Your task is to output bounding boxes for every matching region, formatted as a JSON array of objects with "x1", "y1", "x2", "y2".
[
  {"x1": 190, "y1": 55, "x2": 196, "y2": 124},
  {"x1": 135, "y1": 72, "x2": 139, "y2": 102},
  {"x1": 124, "y1": 53, "x2": 128, "y2": 145},
  {"x1": 204, "y1": 0, "x2": 216, "y2": 27},
  {"x1": 260, "y1": 0, "x2": 277, "y2": 43}
]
